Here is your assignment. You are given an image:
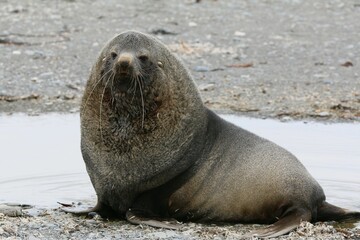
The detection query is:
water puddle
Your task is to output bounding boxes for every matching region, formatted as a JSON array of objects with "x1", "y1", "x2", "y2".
[
  {"x1": 0, "y1": 114, "x2": 94, "y2": 207},
  {"x1": 1, "y1": 114, "x2": 359, "y2": 225}
]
